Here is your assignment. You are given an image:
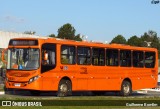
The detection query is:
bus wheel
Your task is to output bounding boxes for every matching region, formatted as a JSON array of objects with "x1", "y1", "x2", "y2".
[
  {"x1": 57, "y1": 80, "x2": 72, "y2": 97},
  {"x1": 30, "y1": 90, "x2": 40, "y2": 96},
  {"x1": 120, "y1": 80, "x2": 132, "y2": 96}
]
